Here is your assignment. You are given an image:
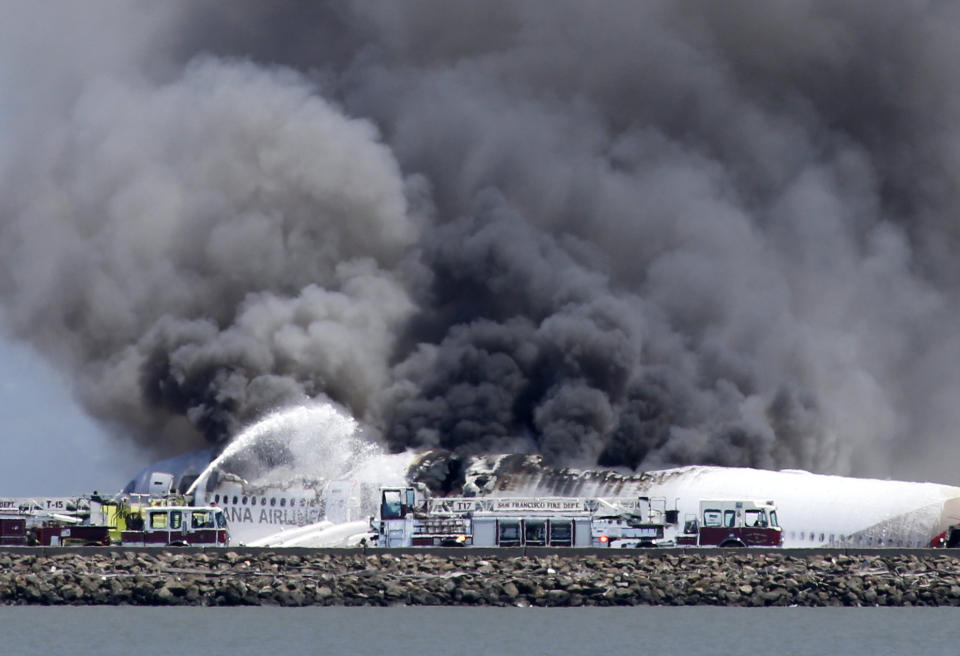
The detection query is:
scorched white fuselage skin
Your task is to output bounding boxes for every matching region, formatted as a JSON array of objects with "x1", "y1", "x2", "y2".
[{"x1": 472, "y1": 464, "x2": 960, "y2": 548}]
